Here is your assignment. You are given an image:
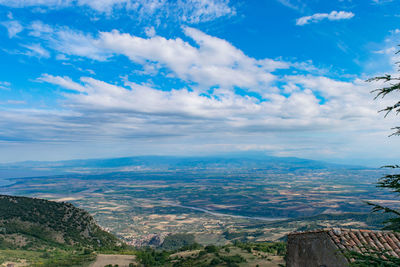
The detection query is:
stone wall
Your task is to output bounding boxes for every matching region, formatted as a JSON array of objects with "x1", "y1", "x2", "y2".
[{"x1": 286, "y1": 231, "x2": 349, "y2": 267}]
